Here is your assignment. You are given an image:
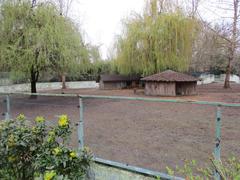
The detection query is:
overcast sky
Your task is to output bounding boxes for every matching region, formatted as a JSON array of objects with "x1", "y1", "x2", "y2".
[
  {"x1": 67, "y1": 0, "x2": 233, "y2": 59},
  {"x1": 68, "y1": 0, "x2": 145, "y2": 59}
]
